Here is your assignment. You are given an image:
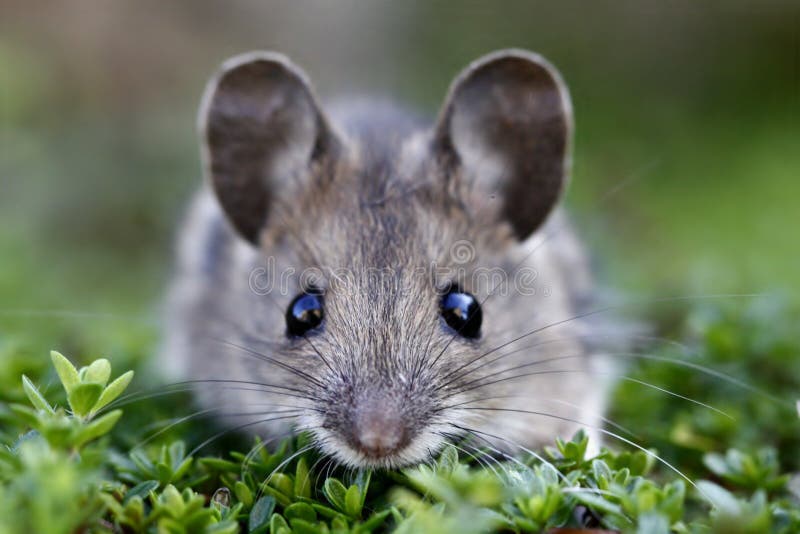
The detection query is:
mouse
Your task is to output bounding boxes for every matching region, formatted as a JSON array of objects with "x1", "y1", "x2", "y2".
[{"x1": 164, "y1": 49, "x2": 614, "y2": 468}]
